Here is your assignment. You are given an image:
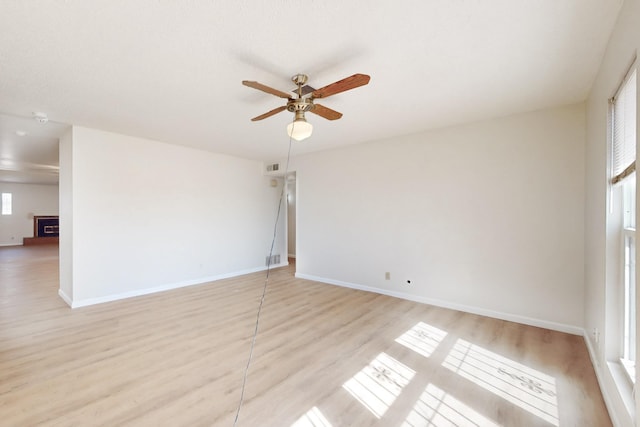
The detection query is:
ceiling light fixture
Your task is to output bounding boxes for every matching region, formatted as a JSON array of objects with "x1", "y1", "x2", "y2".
[
  {"x1": 33, "y1": 112, "x2": 48, "y2": 124},
  {"x1": 286, "y1": 111, "x2": 313, "y2": 141}
]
